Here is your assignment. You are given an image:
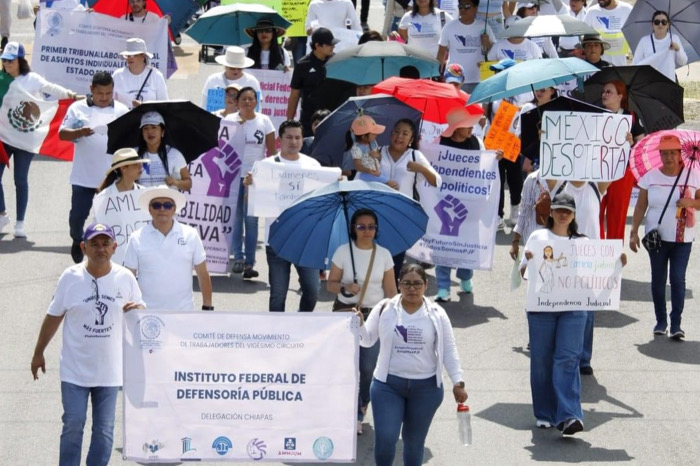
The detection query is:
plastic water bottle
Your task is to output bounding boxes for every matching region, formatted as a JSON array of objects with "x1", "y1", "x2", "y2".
[{"x1": 457, "y1": 403, "x2": 472, "y2": 446}]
